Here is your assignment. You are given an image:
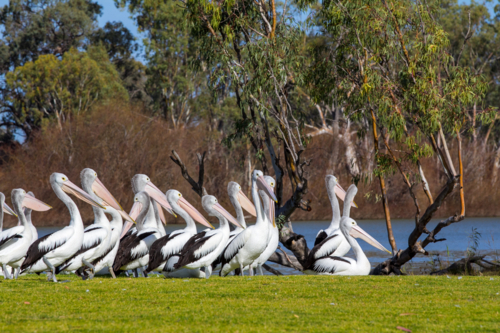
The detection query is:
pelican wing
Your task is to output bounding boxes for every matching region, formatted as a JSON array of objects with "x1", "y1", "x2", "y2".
[
  {"x1": 112, "y1": 230, "x2": 156, "y2": 273},
  {"x1": 174, "y1": 231, "x2": 221, "y2": 269},
  {"x1": 21, "y1": 227, "x2": 74, "y2": 272},
  {"x1": 56, "y1": 226, "x2": 107, "y2": 273},
  {"x1": 312, "y1": 256, "x2": 354, "y2": 275},
  {"x1": 146, "y1": 230, "x2": 187, "y2": 273},
  {"x1": 222, "y1": 228, "x2": 249, "y2": 262},
  {"x1": 314, "y1": 230, "x2": 328, "y2": 246},
  {"x1": 0, "y1": 226, "x2": 25, "y2": 248}
]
